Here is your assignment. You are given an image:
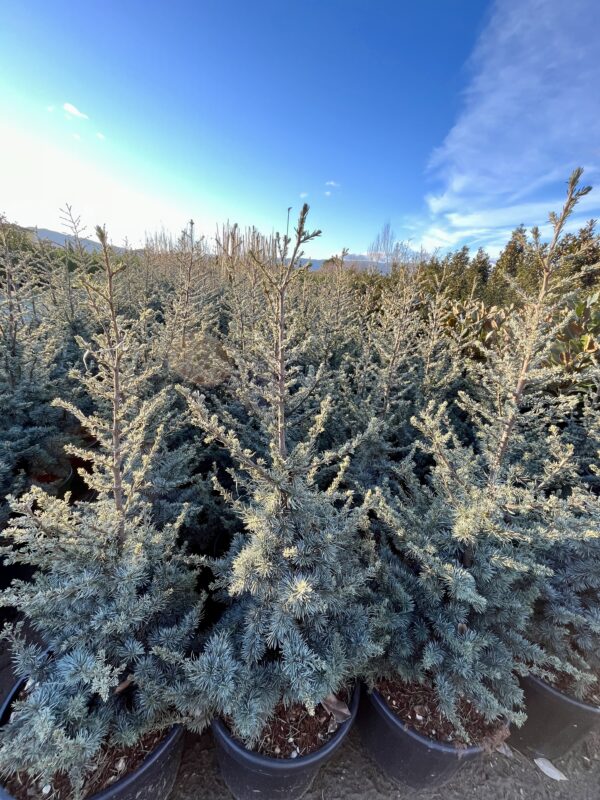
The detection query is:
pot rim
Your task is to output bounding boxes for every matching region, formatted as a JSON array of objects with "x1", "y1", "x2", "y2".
[
  {"x1": 366, "y1": 686, "x2": 486, "y2": 756},
  {"x1": 525, "y1": 673, "x2": 600, "y2": 714},
  {"x1": 211, "y1": 683, "x2": 360, "y2": 770},
  {"x1": 29, "y1": 464, "x2": 74, "y2": 488},
  {"x1": 0, "y1": 679, "x2": 183, "y2": 800}
]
